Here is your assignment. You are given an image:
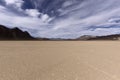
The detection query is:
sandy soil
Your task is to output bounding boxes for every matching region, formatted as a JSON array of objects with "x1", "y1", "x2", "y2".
[{"x1": 0, "y1": 41, "x2": 120, "y2": 80}]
